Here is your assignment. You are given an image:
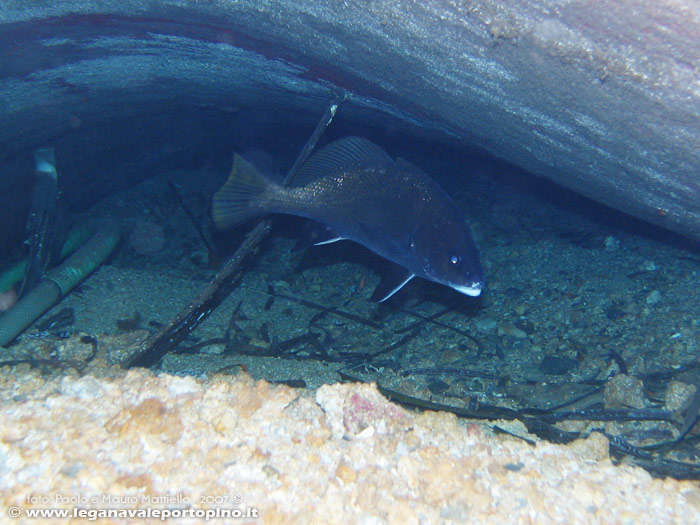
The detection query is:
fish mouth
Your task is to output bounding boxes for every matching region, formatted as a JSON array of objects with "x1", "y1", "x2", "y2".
[{"x1": 451, "y1": 283, "x2": 483, "y2": 297}]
